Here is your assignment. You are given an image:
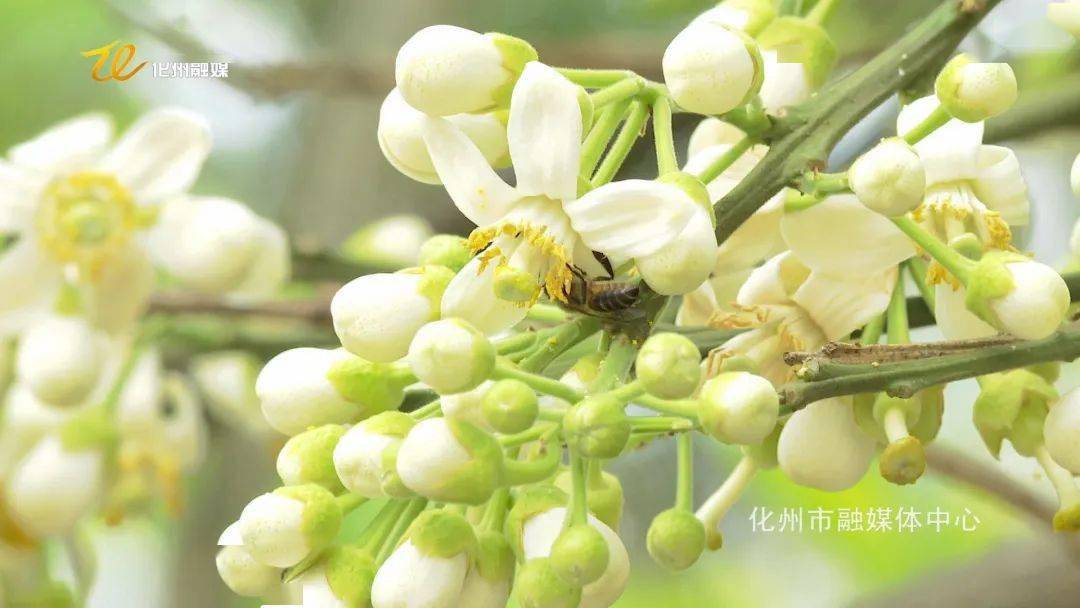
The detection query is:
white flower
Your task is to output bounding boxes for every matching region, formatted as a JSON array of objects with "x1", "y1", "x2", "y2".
[
  {"x1": 662, "y1": 21, "x2": 763, "y2": 115},
  {"x1": 333, "y1": 411, "x2": 414, "y2": 498},
  {"x1": 422, "y1": 62, "x2": 703, "y2": 333},
  {"x1": 216, "y1": 543, "x2": 282, "y2": 598},
  {"x1": 521, "y1": 507, "x2": 630, "y2": 608},
  {"x1": 758, "y1": 50, "x2": 812, "y2": 113},
  {"x1": 371, "y1": 540, "x2": 468, "y2": 608},
  {"x1": 395, "y1": 417, "x2": 500, "y2": 504},
  {"x1": 457, "y1": 571, "x2": 510, "y2": 608},
  {"x1": 634, "y1": 212, "x2": 717, "y2": 295},
  {"x1": 14, "y1": 315, "x2": 108, "y2": 408},
  {"x1": 0, "y1": 383, "x2": 71, "y2": 475},
  {"x1": 0, "y1": 109, "x2": 211, "y2": 335},
  {"x1": 147, "y1": 196, "x2": 288, "y2": 298},
  {"x1": 255, "y1": 348, "x2": 364, "y2": 436},
  {"x1": 1050, "y1": 1, "x2": 1080, "y2": 37},
  {"x1": 698, "y1": 371, "x2": 779, "y2": 445},
  {"x1": 395, "y1": 25, "x2": 535, "y2": 116},
  {"x1": 378, "y1": 89, "x2": 508, "y2": 185},
  {"x1": 1046, "y1": 387, "x2": 1080, "y2": 475},
  {"x1": 692, "y1": 0, "x2": 777, "y2": 36},
  {"x1": 986, "y1": 260, "x2": 1070, "y2": 340},
  {"x1": 407, "y1": 319, "x2": 494, "y2": 394},
  {"x1": 777, "y1": 397, "x2": 875, "y2": 491},
  {"x1": 238, "y1": 485, "x2": 341, "y2": 568},
  {"x1": 331, "y1": 267, "x2": 453, "y2": 362},
  {"x1": 933, "y1": 282, "x2": 996, "y2": 340},
  {"x1": 6, "y1": 435, "x2": 104, "y2": 537},
  {"x1": 898, "y1": 95, "x2": 1028, "y2": 248},
  {"x1": 848, "y1": 139, "x2": 926, "y2": 217},
  {"x1": 935, "y1": 55, "x2": 1017, "y2": 123}
]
